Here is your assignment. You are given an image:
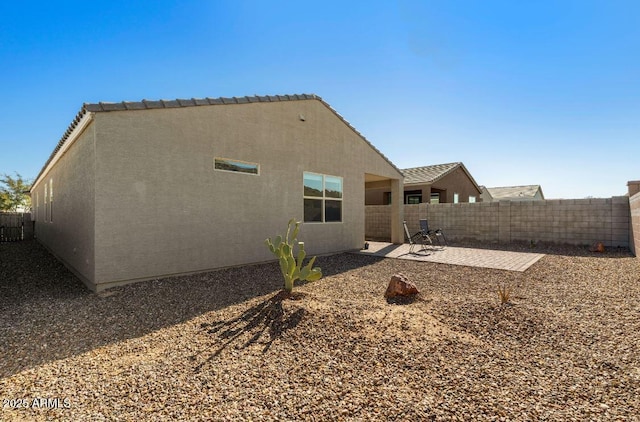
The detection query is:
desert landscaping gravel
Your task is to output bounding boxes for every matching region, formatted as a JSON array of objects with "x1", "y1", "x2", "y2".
[{"x1": 1, "y1": 239, "x2": 639, "y2": 421}]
